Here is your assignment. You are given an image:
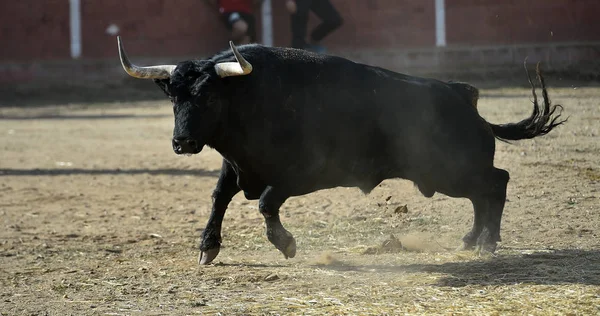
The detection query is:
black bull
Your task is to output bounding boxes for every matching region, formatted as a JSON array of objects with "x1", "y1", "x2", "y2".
[{"x1": 117, "y1": 37, "x2": 565, "y2": 265}]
